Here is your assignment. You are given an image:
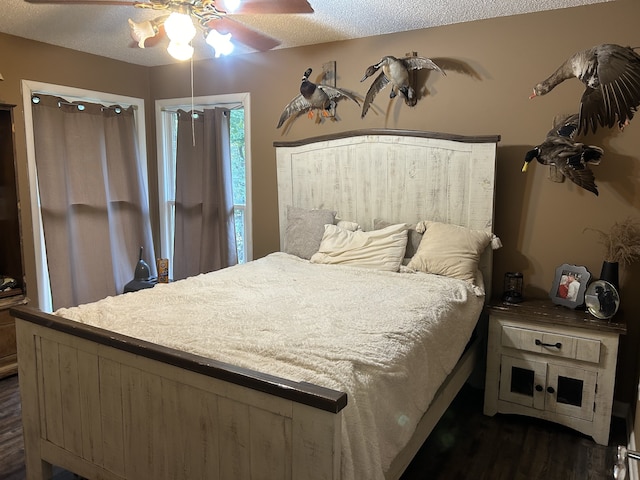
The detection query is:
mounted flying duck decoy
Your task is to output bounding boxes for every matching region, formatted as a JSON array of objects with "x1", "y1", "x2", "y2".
[
  {"x1": 522, "y1": 113, "x2": 604, "y2": 196},
  {"x1": 277, "y1": 67, "x2": 360, "y2": 129},
  {"x1": 530, "y1": 44, "x2": 640, "y2": 135},
  {"x1": 360, "y1": 55, "x2": 445, "y2": 118}
]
